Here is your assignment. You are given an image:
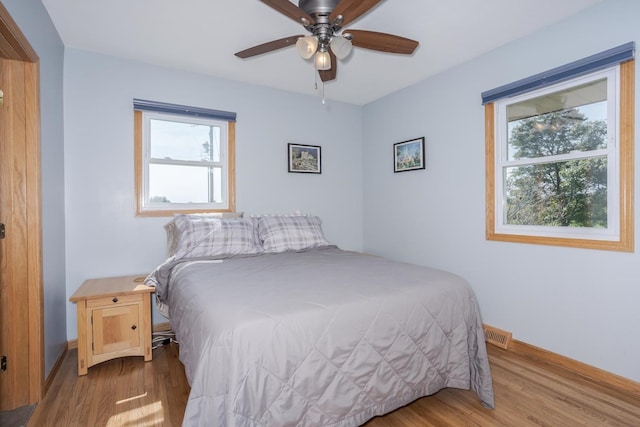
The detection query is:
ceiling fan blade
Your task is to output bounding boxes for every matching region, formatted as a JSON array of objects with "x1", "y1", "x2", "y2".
[
  {"x1": 330, "y1": 0, "x2": 381, "y2": 27},
  {"x1": 235, "y1": 35, "x2": 304, "y2": 58},
  {"x1": 345, "y1": 30, "x2": 419, "y2": 54},
  {"x1": 318, "y1": 50, "x2": 337, "y2": 82},
  {"x1": 260, "y1": 0, "x2": 315, "y2": 25}
]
